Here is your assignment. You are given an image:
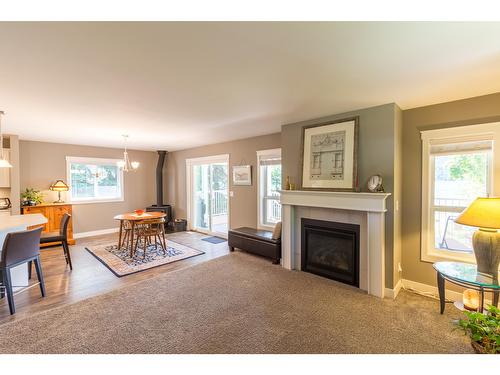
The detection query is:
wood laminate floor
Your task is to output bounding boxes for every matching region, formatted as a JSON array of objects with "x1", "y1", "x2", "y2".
[{"x1": 0, "y1": 231, "x2": 229, "y2": 324}]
